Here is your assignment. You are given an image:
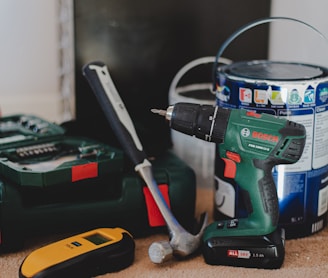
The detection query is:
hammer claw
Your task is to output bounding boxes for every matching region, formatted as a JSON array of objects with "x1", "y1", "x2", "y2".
[{"x1": 138, "y1": 165, "x2": 208, "y2": 263}]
